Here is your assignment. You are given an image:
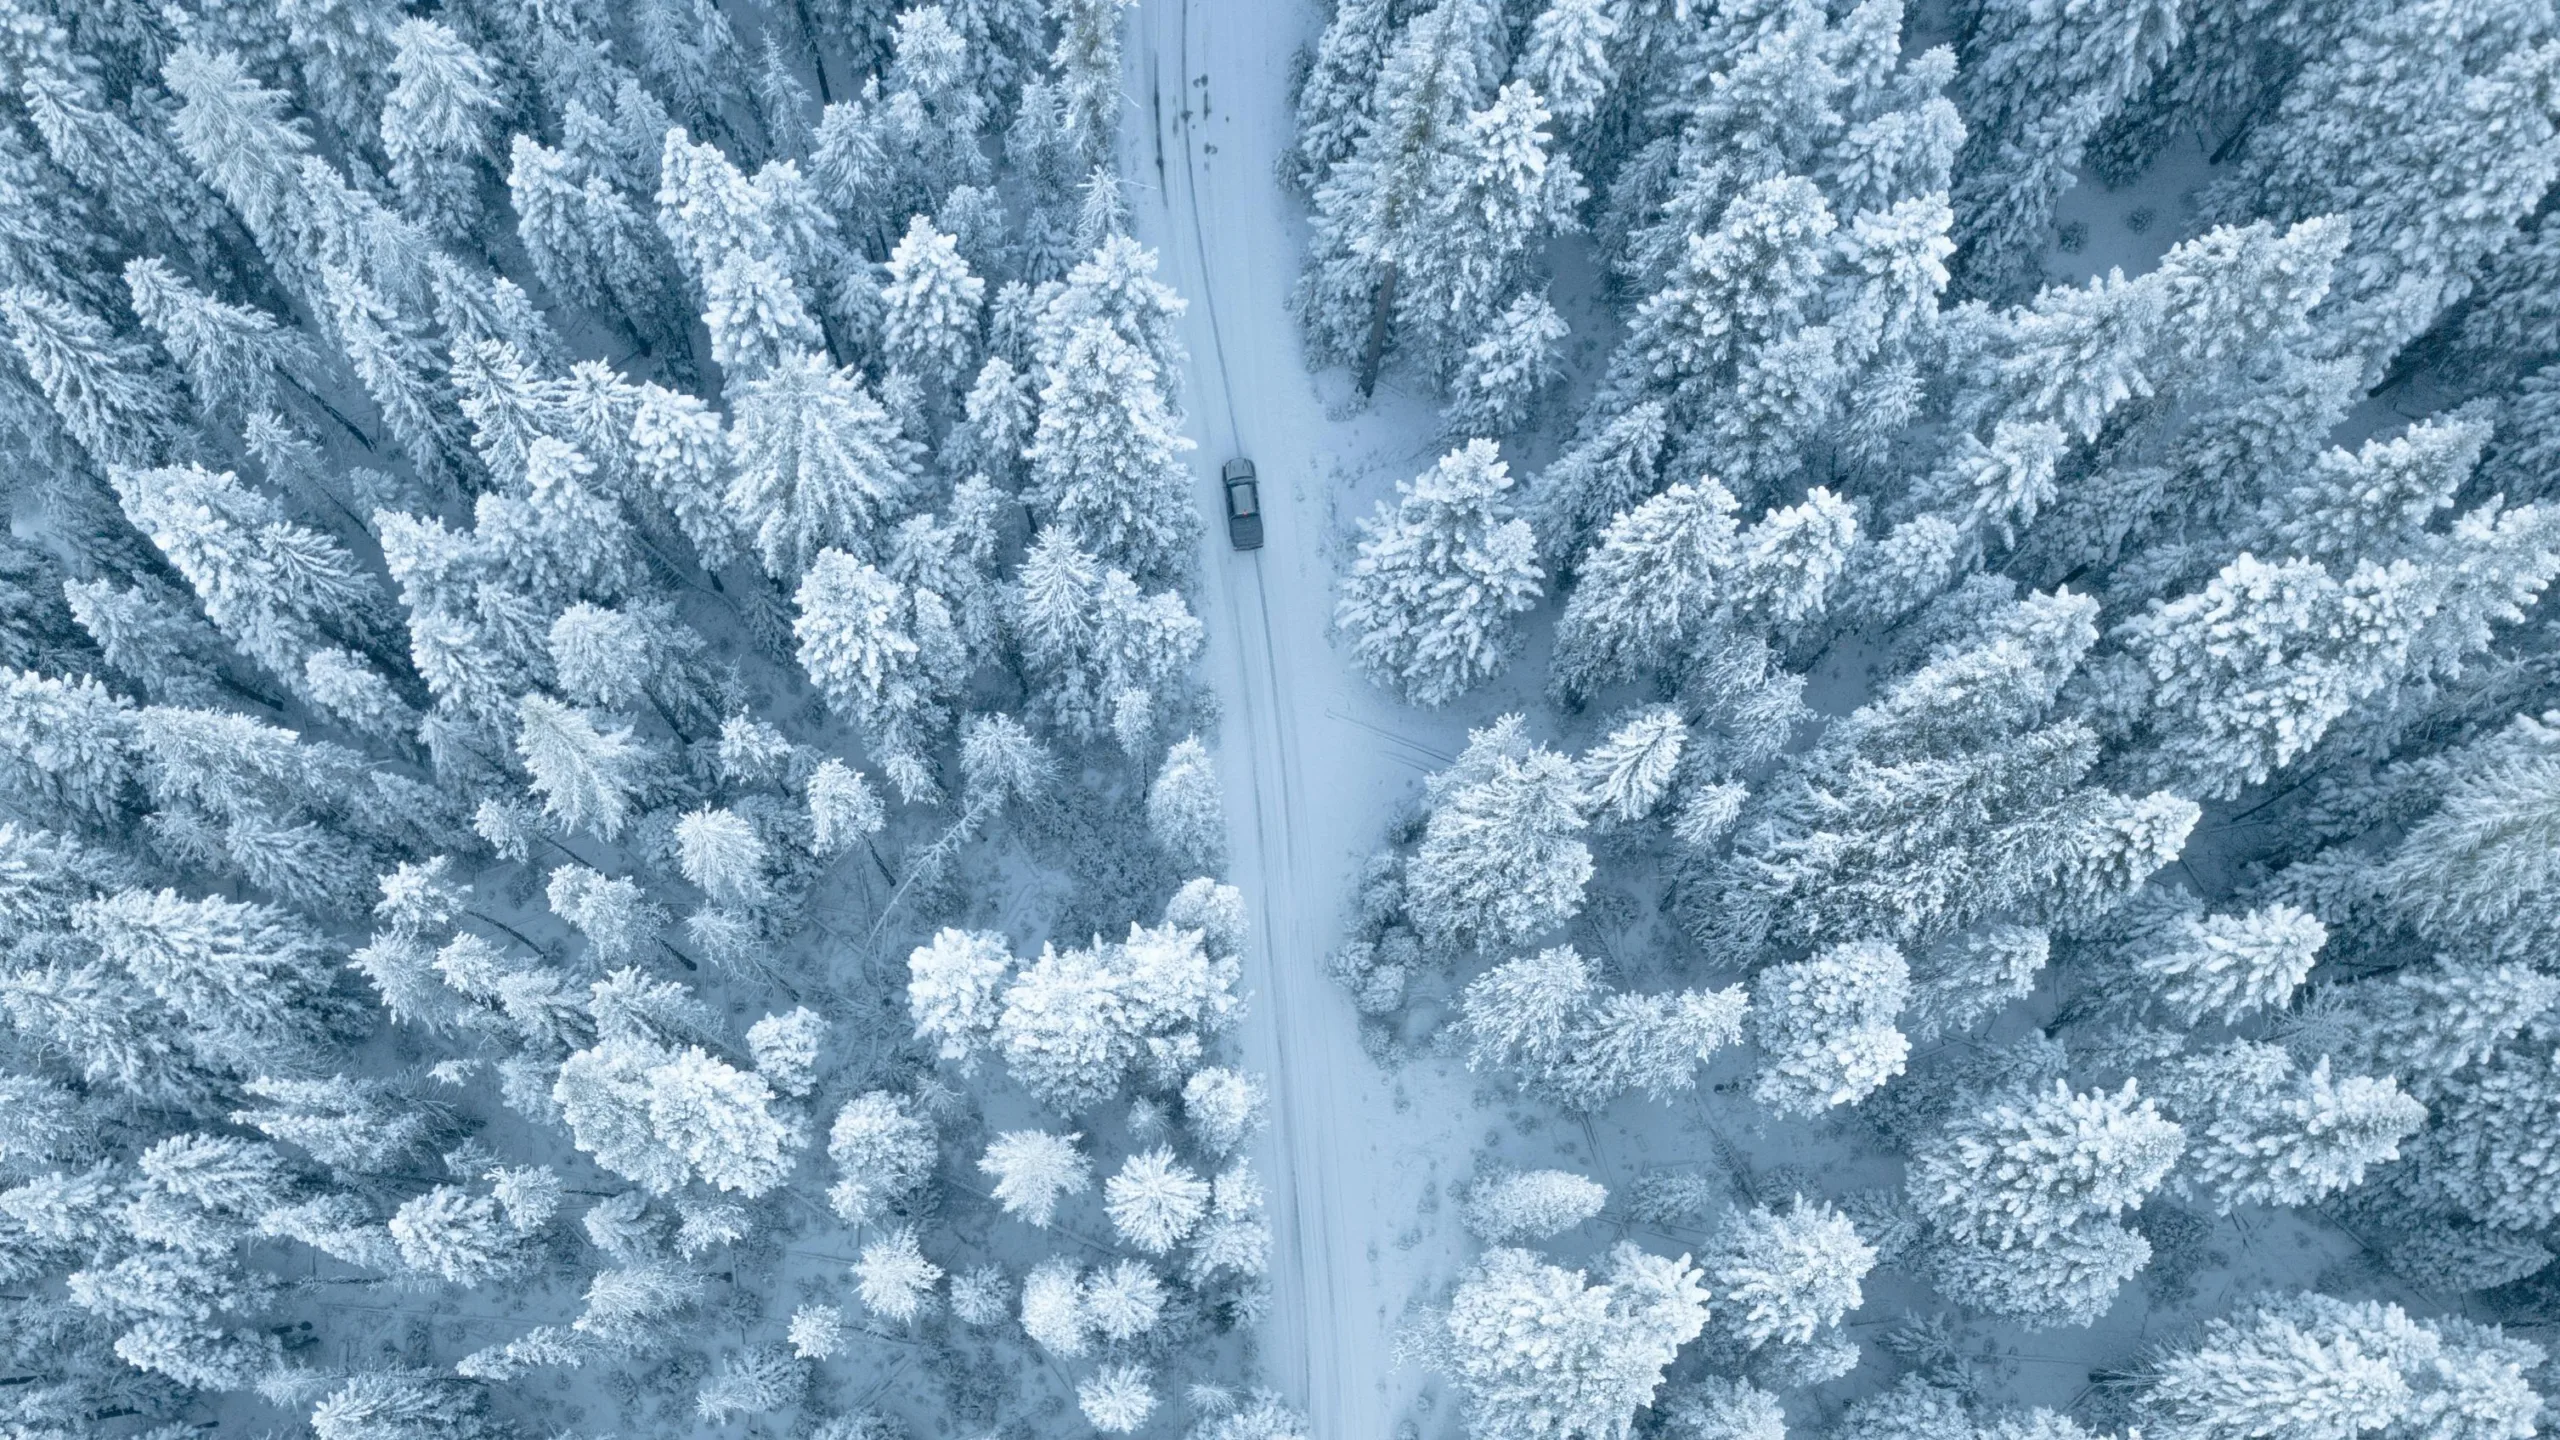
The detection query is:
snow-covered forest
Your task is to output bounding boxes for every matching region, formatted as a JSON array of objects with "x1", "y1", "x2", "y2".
[
  {"x1": 6, "y1": 0, "x2": 2560, "y2": 1434},
  {"x1": 0, "y1": 0, "x2": 1307, "y2": 1434},
  {"x1": 1292, "y1": 0, "x2": 2560, "y2": 1435}
]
